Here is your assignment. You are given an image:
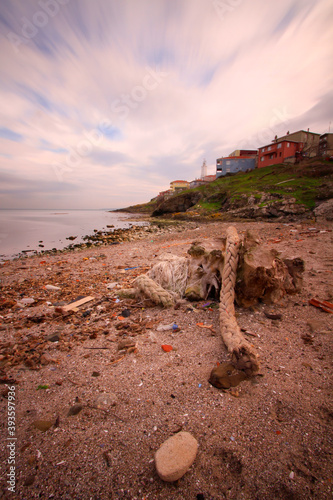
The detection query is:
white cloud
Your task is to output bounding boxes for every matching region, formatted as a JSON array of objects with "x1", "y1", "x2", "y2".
[{"x1": 0, "y1": 0, "x2": 332, "y2": 208}]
